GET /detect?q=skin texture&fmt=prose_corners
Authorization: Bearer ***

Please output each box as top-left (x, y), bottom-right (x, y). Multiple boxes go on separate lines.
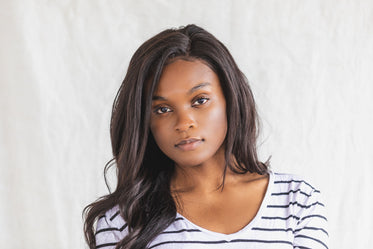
top-left (150, 59), bottom-right (268, 234)
top-left (150, 59), bottom-right (228, 169)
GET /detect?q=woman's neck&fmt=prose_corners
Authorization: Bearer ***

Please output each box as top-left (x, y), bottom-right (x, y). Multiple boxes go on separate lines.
top-left (170, 152), bottom-right (254, 195)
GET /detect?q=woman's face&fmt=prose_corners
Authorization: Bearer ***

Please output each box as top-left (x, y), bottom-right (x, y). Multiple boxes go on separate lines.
top-left (150, 59), bottom-right (228, 167)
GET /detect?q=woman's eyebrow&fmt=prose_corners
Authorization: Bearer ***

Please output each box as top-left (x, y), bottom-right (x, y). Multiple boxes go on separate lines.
top-left (188, 82), bottom-right (211, 95)
top-left (152, 95), bottom-right (167, 101)
top-left (152, 82), bottom-right (211, 101)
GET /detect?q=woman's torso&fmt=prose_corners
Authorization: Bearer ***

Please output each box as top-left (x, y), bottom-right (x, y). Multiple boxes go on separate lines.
top-left (95, 172), bottom-right (328, 249)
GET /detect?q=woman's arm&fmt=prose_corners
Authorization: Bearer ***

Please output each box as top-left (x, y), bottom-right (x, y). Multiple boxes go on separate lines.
top-left (293, 189), bottom-right (329, 249)
top-left (95, 207), bottom-right (127, 249)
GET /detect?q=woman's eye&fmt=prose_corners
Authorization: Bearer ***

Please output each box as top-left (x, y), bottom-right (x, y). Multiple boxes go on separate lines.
top-left (193, 97), bottom-right (209, 106)
top-left (155, 106), bottom-right (171, 114)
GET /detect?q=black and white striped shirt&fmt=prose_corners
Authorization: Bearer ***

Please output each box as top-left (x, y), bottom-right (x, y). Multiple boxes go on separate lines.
top-left (95, 172), bottom-right (328, 249)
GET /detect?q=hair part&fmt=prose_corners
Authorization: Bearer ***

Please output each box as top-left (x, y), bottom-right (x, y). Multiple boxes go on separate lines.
top-left (83, 24), bottom-right (269, 249)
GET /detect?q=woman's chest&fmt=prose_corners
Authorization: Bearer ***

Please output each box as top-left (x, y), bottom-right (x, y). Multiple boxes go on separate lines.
top-left (178, 196), bottom-right (262, 235)
top-left (148, 216), bottom-right (295, 249)
top-left (174, 178), bottom-right (269, 235)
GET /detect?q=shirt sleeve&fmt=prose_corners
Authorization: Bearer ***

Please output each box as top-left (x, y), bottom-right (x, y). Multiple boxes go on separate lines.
top-left (95, 208), bottom-right (128, 249)
top-left (293, 189), bottom-right (329, 249)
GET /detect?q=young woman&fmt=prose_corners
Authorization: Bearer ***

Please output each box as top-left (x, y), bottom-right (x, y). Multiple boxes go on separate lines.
top-left (83, 24), bottom-right (328, 249)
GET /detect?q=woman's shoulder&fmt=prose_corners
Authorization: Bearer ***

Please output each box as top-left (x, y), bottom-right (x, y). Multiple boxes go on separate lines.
top-left (270, 171), bottom-right (322, 196)
top-left (268, 171), bottom-right (327, 221)
top-left (97, 205), bottom-right (127, 231)
top-left (268, 172), bottom-right (329, 248)
top-left (103, 205), bottom-right (121, 220)
top-left (95, 205), bottom-right (127, 247)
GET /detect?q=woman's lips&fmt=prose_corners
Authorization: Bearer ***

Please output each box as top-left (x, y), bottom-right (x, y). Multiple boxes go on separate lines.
top-left (175, 138), bottom-right (204, 151)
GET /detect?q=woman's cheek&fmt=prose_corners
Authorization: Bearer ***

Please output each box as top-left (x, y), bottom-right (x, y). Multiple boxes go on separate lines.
top-left (203, 103), bottom-right (227, 127)
top-left (151, 120), bottom-right (171, 149)
top-left (206, 106), bottom-right (227, 142)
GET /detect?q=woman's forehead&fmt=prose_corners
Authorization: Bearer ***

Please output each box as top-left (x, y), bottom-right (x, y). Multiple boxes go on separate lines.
top-left (153, 59), bottom-right (221, 96)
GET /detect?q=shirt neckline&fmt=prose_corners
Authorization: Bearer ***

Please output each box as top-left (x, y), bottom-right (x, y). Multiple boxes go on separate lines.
top-left (175, 170), bottom-right (274, 239)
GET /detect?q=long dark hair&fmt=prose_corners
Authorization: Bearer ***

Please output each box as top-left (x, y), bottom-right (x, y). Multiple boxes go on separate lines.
top-left (83, 24), bottom-right (268, 249)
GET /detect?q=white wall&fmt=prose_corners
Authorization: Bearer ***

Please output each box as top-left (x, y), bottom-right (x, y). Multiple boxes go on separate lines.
top-left (1, 0), bottom-right (372, 248)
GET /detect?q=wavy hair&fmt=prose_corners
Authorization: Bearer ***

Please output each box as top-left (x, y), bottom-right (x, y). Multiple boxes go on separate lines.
top-left (83, 24), bottom-right (268, 249)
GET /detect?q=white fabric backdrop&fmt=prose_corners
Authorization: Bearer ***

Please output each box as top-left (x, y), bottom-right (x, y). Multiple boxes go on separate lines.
top-left (1, 0), bottom-right (372, 248)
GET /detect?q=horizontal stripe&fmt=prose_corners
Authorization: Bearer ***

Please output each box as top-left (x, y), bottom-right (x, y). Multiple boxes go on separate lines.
top-left (161, 229), bottom-right (201, 234)
top-left (299, 214), bottom-right (327, 223)
top-left (274, 180), bottom-right (317, 190)
top-left (149, 239), bottom-right (292, 249)
top-left (295, 226), bottom-right (329, 236)
top-left (174, 217), bottom-right (184, 222)
top-left (253, 226), bottom-right (328, 236)
top-left (96, 242), bottom-right (117, 248)
top-left (252, 227), bottom-right (295, 233)
top-left (267, 201), bottom-right (324, 209)
top-left (95, 224), bottom-right (128, 235)
top-left (119, 224), bottom-right (127, 232)
top-left (96, 227), bottom-right (120, 235)
top-left (230, 239), bottom-right (292, 245)
top-left (262, 214), bottom-right (300, 221)
top-left (149, 239), bottom-right (229, 248)
top-left (295, 234), bottom-right (328, 249)
top-left (271, 189), bottom-right (311, 197)
top-left (110, 211), bottom-right (120, 221)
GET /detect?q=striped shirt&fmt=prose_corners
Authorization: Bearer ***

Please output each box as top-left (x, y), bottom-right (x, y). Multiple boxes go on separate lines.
top-left (95, 172), bottom-right (328, 249)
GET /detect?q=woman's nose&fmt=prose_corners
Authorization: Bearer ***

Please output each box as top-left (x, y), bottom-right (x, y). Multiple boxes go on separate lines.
top-left (174, 111), bottom-right (196, 132)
